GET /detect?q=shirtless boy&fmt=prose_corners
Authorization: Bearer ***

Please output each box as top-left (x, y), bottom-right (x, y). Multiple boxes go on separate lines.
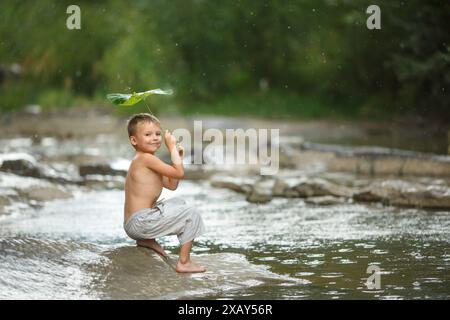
top-left (123, 113), bottom-right (206, 273)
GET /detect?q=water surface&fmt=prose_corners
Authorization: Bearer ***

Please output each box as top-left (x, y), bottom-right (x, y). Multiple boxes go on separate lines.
top-left (1, 181), bottom-right (448, 299)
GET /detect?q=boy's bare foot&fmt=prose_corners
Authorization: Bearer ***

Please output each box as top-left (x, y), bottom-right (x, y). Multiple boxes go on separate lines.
top-left (175, 260), bottom-right (206, 273)
top-left (137, 239), bottom-right (167, 258)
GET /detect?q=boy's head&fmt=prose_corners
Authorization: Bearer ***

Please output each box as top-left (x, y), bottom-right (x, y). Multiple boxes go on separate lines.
top-left (127, 113), bottom-right (162, 153)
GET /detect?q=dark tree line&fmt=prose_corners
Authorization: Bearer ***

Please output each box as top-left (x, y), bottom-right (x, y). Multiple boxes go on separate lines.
top-left (0, 0), bottom-right (448, 120)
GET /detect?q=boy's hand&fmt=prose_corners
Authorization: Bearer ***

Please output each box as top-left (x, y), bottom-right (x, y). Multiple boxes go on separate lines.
top-left (177, 144), bottom-right (185, 158)
top-left (164, 130), bottom-right (177, 150)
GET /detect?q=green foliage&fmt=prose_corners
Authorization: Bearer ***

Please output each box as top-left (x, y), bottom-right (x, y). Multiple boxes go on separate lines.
top-left (37, 88), bottom-right (76, 109)
top-left (0, 0), bottom-right (448, 120)
top-left (182, 91), bottom-right (332, 120)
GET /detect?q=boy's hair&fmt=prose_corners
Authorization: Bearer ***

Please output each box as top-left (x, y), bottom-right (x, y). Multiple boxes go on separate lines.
top-left (127, 113), bottom-right (161, 137)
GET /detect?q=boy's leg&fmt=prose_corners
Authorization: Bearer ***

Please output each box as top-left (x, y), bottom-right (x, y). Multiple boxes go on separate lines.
top-left (175, 240), bottom-right (206, 273)
top-left (136, 239), bottom-right (167, 258)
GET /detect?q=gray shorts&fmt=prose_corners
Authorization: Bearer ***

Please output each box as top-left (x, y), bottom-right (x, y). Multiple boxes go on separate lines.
top-left (123, 197), bottom-right (206, 245)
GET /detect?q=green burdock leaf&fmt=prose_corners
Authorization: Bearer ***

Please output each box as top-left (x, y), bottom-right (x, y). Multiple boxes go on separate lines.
top-left (106, 88), bottom-right (173, 106)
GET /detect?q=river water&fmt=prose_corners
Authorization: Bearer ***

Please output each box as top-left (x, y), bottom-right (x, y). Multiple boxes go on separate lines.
top-left (1, 177), bottom-right (449, 300)
top-left (0, 116), bottom-right (449, 300)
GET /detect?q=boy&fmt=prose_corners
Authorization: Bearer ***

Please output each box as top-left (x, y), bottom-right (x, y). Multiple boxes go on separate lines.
top-left (123, 113), bottom-right (206, 273)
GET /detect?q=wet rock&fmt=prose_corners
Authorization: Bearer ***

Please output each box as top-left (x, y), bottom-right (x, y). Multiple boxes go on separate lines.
top-left (303, 142), bottom-right (450, 177)
top-left (0, 157), bottom-right (41, 178)
top-left (284, 189), bottom-right (302, 197)
top-left (0, 195), bottom-right (11, 214)
top-left (90, 246), bottom-right (298, 299)
top-left (279, 145), bottom-right (301, 169)
top-left (352, 189), bottom-right (383, 202)
top-left (246, 179), bottom-right (274, 204)
top-left (210, 176), bottom-right (255, 194)
top-left (19, 186), bottom-right (72, 202)
top-left (291, 178), bottom-right (354, 198)
top-left (305, 196), bottom-right (348, 206)
top-left (183, 167), bottom-right (219, 180)
top-left (1, 163), bottom-right (74, 203)
top-left (0, 153), bottom-right (77, 184)
top-left (79, 163), bottom-right (127, 177)
top-left (353, 180), bottom-right (450, 209)
top-left (372, 157), bottom-right (405, 175)
top-left (272, 178), bottom-right (289, 196)
top-left (401, 158), bottom-right (450, 177)
top-left (0, 195), bottom-right (10, 207)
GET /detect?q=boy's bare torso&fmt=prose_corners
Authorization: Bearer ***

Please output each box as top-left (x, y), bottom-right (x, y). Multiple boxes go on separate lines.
top-left (124, 154), bottom-right (162, 223)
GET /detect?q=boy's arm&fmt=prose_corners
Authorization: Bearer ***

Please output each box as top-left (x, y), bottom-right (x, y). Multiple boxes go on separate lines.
top-left (142, 130), bottom-right (185, 179)
top-left (162, 141), bottom-right (184, 190)
top-left (162, 176), bottom-right (180, 190)
top-left (142, 153), bottom-right (184, 179)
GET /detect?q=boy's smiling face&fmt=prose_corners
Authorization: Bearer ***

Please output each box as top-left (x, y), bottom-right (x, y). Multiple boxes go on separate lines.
top-left (130, 121), bottom-right (162, 154)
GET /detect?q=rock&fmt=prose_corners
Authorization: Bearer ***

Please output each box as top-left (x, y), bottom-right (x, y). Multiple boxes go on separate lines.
top-left (291, 178), bottom-right (354, 198)
top-left (246, 179), bottom-right (274, 204)
top-left (305, 196), bottom-right (348, 206)
top-left (210, 176), bottom-right (255, 194)
top-left (0, 153), bottom-right (77, 184)
top-left (183, 167), bottom-right (219, 180)
top-left (246, 191), bottom-right (272, 204)
top-left (372, 157), bottom-right (405, 175)
top-left (272, 178), bottom-right (289, 196)
top-left (353, 180), bottom-right (450, 209)
top-left (90, 246), bottom-right (299, 299)
top-left (0, 158), bottom-right (41, 178)
top-left (284, 189), bottom-right (301, 197)
top-left (401, 158), bottom-right (450, 177)
top-left (303, 142), bottom-right (450, 177)
top-left (353, 190), bottom-right (383, 202)
top-left (19, 186), bottom-right (72, 202)
top-left (0, 195), bottom-right (11, 207)
top-left (79, 163), bottom-right (127, 177)
top-left (0, 195), bottom-right (11, 214)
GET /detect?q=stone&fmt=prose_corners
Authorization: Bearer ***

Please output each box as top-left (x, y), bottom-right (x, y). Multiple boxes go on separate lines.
top-left (246, 180), bottom-right (274, 204)
top-left (19, 186), bottom-right (72, 202)
top-left (291, 178), bottom-right (353, 198)
top-left (1, 158), bottom-right (41, 178)
top-left (210, 176), bottom-right (255, 194)
top-left (272, 178), bottom-right (289, 196)
top-left (353, 180), bottom-right (450, 209)
top-left (305, 196), bottom-right (348, 206)
top-left (79, 163), bottom-right (127, 177)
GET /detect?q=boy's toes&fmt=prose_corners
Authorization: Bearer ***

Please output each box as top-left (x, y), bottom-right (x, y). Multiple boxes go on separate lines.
top-left (175, 261), bottom-right (206, 273)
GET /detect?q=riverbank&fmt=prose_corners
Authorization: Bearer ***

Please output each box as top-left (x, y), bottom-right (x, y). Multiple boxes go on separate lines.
top-left (1, 106), bottom-right (448, 154)
top-left (1, 108), bottom-right (449, 216)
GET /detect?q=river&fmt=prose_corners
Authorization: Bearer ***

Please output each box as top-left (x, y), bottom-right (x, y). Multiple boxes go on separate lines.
top-left (0, 114), bottom-right (449, 299)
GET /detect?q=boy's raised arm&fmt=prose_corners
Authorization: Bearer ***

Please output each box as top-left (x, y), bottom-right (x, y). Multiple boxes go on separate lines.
top-left (162, 176), bottom-right (179, 190)
top-left (142, 130), bottom-right (184, 179)
top-left (142, 153), bottom-right (184, 179)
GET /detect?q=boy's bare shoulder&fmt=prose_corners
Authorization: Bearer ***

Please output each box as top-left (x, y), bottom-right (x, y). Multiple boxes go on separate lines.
top-left (131, 153), bottom-right (161, 170)
top-left (134, 152), bottom-right (157, 163)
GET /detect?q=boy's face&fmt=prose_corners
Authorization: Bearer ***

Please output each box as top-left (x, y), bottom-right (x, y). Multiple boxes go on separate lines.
top-left (130, 121), bottom-right (162, 154)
